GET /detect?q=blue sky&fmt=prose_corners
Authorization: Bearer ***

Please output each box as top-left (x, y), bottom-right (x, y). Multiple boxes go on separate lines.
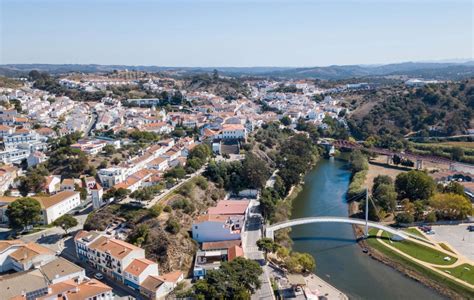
top-left (0, 0), bottom-right (472, 67)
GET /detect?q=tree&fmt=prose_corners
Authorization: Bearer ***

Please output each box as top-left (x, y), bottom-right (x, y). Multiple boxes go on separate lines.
top-left (442, 181), bottom-right (465, 196)
top-left (349, 150), bottom-right (368, 173)
top-left (285, 252), bottom-right (316, 273)
top-left (372, 183), bottom-right (397, 212)
top-left (52, 214), bottom-right (78, 234)
top-left (257, 238), bottom-right (277, 258)
top-left (373, 175), bottom-right (393, 191)
top-left (148, 204), bottom-right (163, 218)
top-left (193, 257), bottom-right (262, 298)
top-left (6, 198), bottom-right (42, 229)
top-left (429, 193), bottom-right (472, 220)
top-left (392, 155), bottom-right (401, 165)
top-left (280, 116), bottom-right (292, 126)
top-left (241, 153), bottom-right (271, 190)
top-left (103, 144), bottom-right (116, 155)
top-left (395, 212), bottom-right (415, 224)
top-left (395, 170), bottom-right (436, 201)
top-left (451, 147), bottom-right (464, 161)
top-left (17, 172), bottom-right (47, 197)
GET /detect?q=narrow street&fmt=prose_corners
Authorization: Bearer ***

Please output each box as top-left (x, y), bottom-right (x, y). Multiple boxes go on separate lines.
top-left (242, 198), bottom-right (275, 300)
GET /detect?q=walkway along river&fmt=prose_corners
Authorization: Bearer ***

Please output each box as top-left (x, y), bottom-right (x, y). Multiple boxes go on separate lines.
top-left (289, 158), bottom-right (445, 300)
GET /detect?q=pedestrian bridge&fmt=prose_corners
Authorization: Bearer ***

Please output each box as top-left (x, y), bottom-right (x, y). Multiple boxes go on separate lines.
top-left (265, 216), bottom-right (410, 240)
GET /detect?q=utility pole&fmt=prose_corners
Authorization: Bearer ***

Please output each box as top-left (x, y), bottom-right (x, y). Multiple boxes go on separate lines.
top-left (365, 187), bottom-right (369, 238)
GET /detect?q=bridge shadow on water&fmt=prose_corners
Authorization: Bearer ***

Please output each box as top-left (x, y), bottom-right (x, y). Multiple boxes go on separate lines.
top-left (291, 236), bottom-right (360, 253)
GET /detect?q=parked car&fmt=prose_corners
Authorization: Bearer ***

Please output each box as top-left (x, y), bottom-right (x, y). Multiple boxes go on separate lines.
top-left (94, 273), bottom-right (104, 280)
top-left (468, 225), bottom-right (474, 232)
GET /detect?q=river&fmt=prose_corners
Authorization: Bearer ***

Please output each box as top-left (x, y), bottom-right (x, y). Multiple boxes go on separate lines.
top-left (290, 158), bottom-right (445, 300)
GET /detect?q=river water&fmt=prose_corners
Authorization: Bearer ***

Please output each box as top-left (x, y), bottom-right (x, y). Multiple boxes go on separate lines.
top-left (290, 158), bottom-right (445, 300)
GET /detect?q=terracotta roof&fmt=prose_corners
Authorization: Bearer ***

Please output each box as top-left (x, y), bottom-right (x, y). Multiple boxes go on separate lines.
top-left (35, 191), bottom-right (79, 209)
top-left (0, 240), bottom-right (23, 253)
top-left (88, 236), bottom-right (142, 259)
top-left (37, 279), bottom-right (112, 300)
top-left (207, 200), bottom-right (249, 215)
top-left (201, 240), bottom-right (241, 251)
top-left (9, 242), bottom-right (54, 263)
top-left (40, 257), bottom-right (84, 282)
top-left (156, 270), bottom-right (183, 283)
top-left (0, 191), bottom-right (79, 209)
top-left (194, 214), bottom-right (229, 223)
top-left (114, 169), bottom-right (152, 190)
top-left (140, 275), bottom-right (164, 292)
top-left (0, 125), bottom-right (12, 131)
top-left (141, 271), bottom-right (183, 292)
top-left (124, 258), bottom-right (157, 277)
top-left (222, 124), bottom-right (245, 131)
top-left (74, 230), bottom-right (101, 242)
top-left (228, 245), bottom-right (244, 261)
top-left (61, 178), bottom-right (75, 186)
top-left (150, 157), bottom-right (167, 165)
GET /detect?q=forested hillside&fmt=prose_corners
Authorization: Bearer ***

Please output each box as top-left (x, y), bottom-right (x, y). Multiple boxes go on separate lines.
top-left (348, 80), bottom-right (474, 142)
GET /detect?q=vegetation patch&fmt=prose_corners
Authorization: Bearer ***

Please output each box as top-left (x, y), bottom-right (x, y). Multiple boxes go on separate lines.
top-left (366, 229), bottom-right (474, 298)
top-left (380, 230), bottom-right (456, 266)
top-left (437, 264), bottom-right (474, 286)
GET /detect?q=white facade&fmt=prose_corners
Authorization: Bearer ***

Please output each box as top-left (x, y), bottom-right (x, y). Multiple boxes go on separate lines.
top-left (98, 167), bottom-right (126, 188)
top-left (192, 216), bottom-right (244, 243)
top-left (43, 192), bottom-right (81, 224)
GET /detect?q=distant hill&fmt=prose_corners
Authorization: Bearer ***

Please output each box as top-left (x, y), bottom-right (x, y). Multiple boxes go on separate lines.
top-left (262, 62), bottom-right (474, 80)
top-left (1, 61), bottom-right (473, 80)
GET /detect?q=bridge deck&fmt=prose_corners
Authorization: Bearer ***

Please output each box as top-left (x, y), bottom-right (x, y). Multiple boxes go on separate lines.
top-left (265, 216), bottom-right (416, 241)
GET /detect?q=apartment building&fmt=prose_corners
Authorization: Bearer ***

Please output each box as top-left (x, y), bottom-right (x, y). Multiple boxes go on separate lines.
top-left (123, 258), bottom-right (159, 290)
top-left (74, 231), bottom-right (145, 282)
top-left (0, 190), bottom-right (81, 225)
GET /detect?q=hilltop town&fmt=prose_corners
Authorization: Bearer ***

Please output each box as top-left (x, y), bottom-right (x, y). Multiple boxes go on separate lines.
top-left (0, 69), bottom-right (473, 299)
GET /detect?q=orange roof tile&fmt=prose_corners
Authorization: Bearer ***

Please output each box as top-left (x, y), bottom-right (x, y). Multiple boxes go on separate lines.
top-left (124, 258), bottom-right (157, 277)
top-left (207, 200), bottom-right (249, 215)
top-left (88, 237), bottom-right (142, 259)
top-left (228, 245), bottom-right (244, 261)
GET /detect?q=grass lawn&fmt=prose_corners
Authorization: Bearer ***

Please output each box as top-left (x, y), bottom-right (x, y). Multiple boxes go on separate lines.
top-left (404, 227), bottom-right (424, 237)
top-left (367, 229), bottom-right (474, 298)
top-left (380, 231), bottom-right (457, 266)
top-left (439, 243), bottom-right (456, 254)
top-left (437, 264), bottom-right (474, 286)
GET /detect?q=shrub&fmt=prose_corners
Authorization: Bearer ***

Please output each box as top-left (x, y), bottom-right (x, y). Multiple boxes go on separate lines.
top-left (347, 170), bottom-right (368, 199)
top-left (166, 218), bottom-right (181, 234)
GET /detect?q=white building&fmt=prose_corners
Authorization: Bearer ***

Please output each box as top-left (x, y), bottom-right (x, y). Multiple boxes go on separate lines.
top-left (192, 214), bottom-right (244, 243)
top-left (91, 183), bottom-right (106, 209)
top-left (0, 191), bottom-right (81, 225)
top-left (74, 231), bottom-right (146, 282)
top-left (140, 271), bottom-right (184, 300)
top-left (123, 258), bottom-right (159, 290)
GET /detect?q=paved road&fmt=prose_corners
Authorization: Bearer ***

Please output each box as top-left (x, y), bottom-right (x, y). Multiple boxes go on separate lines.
top-left (19, 205), bottom-right (91, 246)
top-left (241, 199), bottom-right (274, 300)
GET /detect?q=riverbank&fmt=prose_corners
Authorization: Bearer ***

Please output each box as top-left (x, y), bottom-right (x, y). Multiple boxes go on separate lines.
top-left (347, 172), bottom-right (473, 299)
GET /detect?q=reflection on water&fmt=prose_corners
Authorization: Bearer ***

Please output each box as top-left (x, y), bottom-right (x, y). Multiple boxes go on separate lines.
top-left (290, 159), bottom-right (445, 300)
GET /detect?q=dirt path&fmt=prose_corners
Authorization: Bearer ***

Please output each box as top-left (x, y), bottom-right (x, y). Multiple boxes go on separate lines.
top-left (365, 159), bottom-right (406, 190)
